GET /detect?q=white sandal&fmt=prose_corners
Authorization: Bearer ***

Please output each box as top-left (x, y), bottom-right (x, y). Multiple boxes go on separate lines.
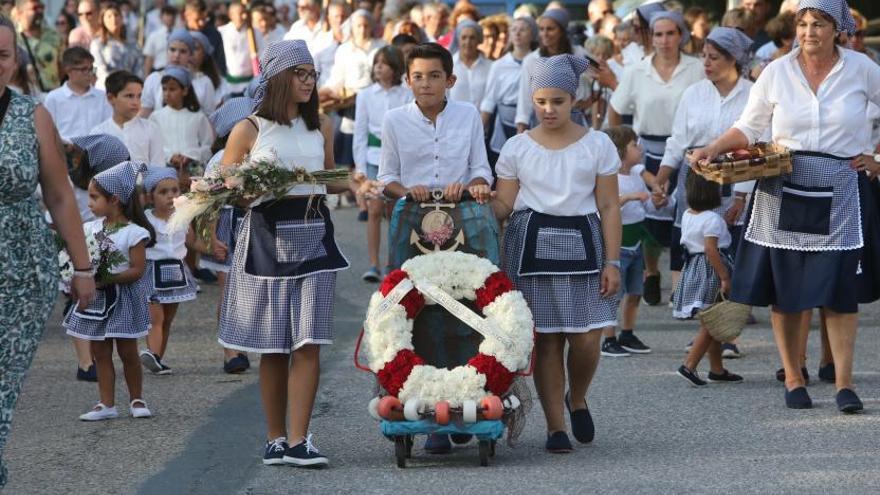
top-left (130, 399), bottom-right (153, 419)
top-left (79, 402), bottom-right (119, 421)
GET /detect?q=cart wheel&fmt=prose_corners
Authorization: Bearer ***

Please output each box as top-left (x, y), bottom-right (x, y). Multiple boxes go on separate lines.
top-left (378, 396), bottom-right (402, 420)
top-left (368, 397), bottom-right (382, 421)
top-left (395, 436), bottom-right (407, 468)
top-left (462, 399), bottom-right (478, 423)
top-left (481, 396), bottom-right (503, 420)
top-left (478, 440), bottom-right (490, 467)
top-left (403, 399), bottom-right (422, 422)
top-left (490, 440), bottom-right (496, 457)
top-left (434, 401), bottom-right (451, 425)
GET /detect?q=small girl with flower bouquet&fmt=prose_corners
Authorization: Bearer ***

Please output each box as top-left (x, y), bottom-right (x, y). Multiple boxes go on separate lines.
top-left (64, 161), bottom-right (157, 421)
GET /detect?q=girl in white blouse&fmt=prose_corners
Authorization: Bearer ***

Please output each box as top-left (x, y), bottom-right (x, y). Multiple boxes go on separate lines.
top-left (494, 54), bottom-right (621, 454)
top-left (352, 46), bottom-right (411, 282)
top-left (608, 10), bottom-right (704, 306)
top-left (480, 16), bottom-right (536, 156)
top-left (148, 66), bottom-right (214, 186)
top-left (449, 19), bottom-right (491, 110)
top-left (690, 1), bottom-right (880, 413)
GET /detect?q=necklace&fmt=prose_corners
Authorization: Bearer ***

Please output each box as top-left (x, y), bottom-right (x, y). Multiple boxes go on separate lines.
top-left (799, 52), bottom-right (838, 76)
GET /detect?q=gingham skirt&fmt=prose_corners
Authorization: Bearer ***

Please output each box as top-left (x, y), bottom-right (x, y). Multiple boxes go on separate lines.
top-left (501, 210), bottom-right (618, 333)
top-left (217, 207), bottom-right (341, 354)
top-left (199, 206), bottom-right (244, 273)
top-left (673, 251), bottom-right (733, 319)
top-left (63, 276), bottom-right (151, 340)
top-left (145, 259), bottom-right (198, 304)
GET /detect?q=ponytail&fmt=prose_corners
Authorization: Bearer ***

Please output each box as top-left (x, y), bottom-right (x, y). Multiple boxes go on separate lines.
top-left (124, 187), bottom-right (157, 248)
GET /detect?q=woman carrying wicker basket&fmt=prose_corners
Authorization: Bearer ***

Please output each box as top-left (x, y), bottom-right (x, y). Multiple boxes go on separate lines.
top-left (690, 0), bottom-right (880, 413)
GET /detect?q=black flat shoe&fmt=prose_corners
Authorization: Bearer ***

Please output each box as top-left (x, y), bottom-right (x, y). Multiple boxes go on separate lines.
top-left (818, 363), bottom-right (836, 383)
top-left (564, 391), bottom-right (594, 444)
top-left (775, 367), bottom-right (809, 384)
top-left (836, 388), bottom-right (864, 414)
top-left (545, 431), bottom-right (573, 453)
top-left (784, 387), bottom-right (812, 409)
top-left (643, 274), bottom-right (661, 305)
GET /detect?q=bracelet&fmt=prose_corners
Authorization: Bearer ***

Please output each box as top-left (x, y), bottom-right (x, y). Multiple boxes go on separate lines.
top-left (72, 271), bottom-right (94, 279)
top-left (605, 260), bottom-right (621, 269)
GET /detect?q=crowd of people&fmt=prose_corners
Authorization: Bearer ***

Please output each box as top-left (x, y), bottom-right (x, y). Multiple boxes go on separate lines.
top-left (2, 0), bottom-right (880, 484)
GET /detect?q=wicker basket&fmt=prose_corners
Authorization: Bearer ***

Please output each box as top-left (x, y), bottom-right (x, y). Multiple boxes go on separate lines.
top-left (698, 294), bottom-right (752, 342)
top-left (694, 143), bottom-right (792, 185)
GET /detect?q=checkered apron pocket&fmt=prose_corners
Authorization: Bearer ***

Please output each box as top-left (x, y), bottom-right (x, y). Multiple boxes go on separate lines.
top-left (275, 221), bottom-right (328, 264)
top-left (154, 259), bottom-right (188, 290)
top-left (535, 228), bottom-right (587, 261)
top-left (68, 285), bottom-right (119, 321)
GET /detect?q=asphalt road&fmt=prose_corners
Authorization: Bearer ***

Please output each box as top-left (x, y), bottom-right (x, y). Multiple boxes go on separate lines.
top-left (5, 205), bottom-right (880, 495)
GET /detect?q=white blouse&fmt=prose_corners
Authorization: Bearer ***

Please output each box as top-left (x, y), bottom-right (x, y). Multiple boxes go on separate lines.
top-left (449, 52), bottom-right (491, 110)
top-left (146, 210), bottom-right (187, 260)
top-left (662, 78), bottom-right (754, 167)
top-left (142, 71), bottom-right (218, 115)
top-left (610, 53), bottom-right (704, 137)
top-left (480, 52), bottom-right (523, 114)
top-left (514, 47), bottom-right (591, 127)
top-left (149, 106), bottom-right (215, 163)
top-left (680, 210), bottom-right (731, 253)
top-left (323, 39), bottom-right (386, 93)
top-left (734, 47), bottom-right (880, 157)
top-left (496, 130), bottom-right (621, 216)
top-left (618, 164), bottom-right (648, 225)
top-left (352, 82), bottom-right (412, 172)
top-left (83, 220), bottom-right (151, 274)
top-left (249, 115), bottom-right (326, 202)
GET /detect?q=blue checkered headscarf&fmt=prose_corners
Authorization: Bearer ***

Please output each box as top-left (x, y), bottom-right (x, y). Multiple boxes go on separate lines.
top-left (650, 11), bottom-right (691, 48)
top-left (144, 166), bottom-right (179, 192)
top-left (190, 31), bottom-right (214, 55)
top-left (161, 65), bottom-right (192, 88)
top-left (210, 96), bottom-right (253, 138)
top-left (252, 39), bottom-right (314, 112)
top-left (706, 27), bottom-right (753, 68)
top-left (94, 161), bottom-right (147, 204)
top-left (530, 54), bottom-right (591, 97)
top-left (168, 28), bottom-right (196, 52)
top-left (70, 134), bottom-right (130, 173)
top-left (540, 8), bottom-right (569, 30)
top-left (636, 2), bottom-right (665, 23)
top-left (799, 0), bottom-right (852, 33)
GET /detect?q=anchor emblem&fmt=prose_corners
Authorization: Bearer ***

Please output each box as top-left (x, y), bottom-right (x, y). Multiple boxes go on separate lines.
top-left (409, 189), bottom-right (466, 254)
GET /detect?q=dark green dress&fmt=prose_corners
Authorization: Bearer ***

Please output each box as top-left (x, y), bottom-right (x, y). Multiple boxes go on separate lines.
top-left (0, 91), bottom-right (59, 488)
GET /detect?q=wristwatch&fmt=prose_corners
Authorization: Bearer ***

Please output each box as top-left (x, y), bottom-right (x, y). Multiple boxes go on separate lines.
top-left (605, 260), bottom-right (621, 269)
top-left (873, 153), bottom-right (880, 163)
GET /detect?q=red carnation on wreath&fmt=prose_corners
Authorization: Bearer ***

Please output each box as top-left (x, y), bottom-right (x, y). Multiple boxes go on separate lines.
top-left (377, 349), bottom-right (425, 396)
top-left (468, 353), bottom-right (514, 395)
top-left (379, 269), bottom-right (425, 319)
top-left (474, 271), bottom-right (514, 310)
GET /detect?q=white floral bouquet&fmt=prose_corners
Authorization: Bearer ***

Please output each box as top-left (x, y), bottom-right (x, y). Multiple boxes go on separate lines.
top-left (167, 152), bottom-right (350, 240)
top-left (57, 225), bottom-right (126, 293)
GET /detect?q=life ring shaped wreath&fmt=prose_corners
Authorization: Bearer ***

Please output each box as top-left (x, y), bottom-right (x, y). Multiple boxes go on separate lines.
top-left (364, 252), bottom-right (534, 407)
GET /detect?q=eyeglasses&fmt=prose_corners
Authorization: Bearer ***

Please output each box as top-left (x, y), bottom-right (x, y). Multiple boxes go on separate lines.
top-left (292, 67), bottom-right (319, 82)
top-left (78, 10), bottom-right (93, 16)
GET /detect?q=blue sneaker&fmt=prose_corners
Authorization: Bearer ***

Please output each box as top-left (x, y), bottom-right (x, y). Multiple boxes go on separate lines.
top-left (283, 435), bottom-right (329, 467)
top-left (224, 354), bottom-right (248, 374)
top-left (263, 437), bottom-right (288, 466)
top-left (76, 363), bottom-right (97, 382)
top-left (424, 434), bottom-right (451, 454)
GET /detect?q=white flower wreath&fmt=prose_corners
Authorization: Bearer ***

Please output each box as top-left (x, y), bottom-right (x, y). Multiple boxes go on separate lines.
top-left (364, 252), bottom-right (534, 407)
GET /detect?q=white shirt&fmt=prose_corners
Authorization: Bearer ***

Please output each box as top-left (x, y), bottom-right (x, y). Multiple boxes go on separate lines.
top-left (662, 78), bottom-right (754, 167)
top-left (90, 117), bottom-right (165, 165)
top-left (680, 210), bottom-right (731, 253)
top-left (218, 22), bottom-right (254, 78)
top-left (621, 41), bottom-right (645, 67)
top-left (312, 30), bottom-right (346, 87)
top-left (324, 39), bottom-right (386, 93)
top-left (734, 47), bottom-right (880, 157)
top-left (142, 70), bottom-right (218, 115)
top-left (353, 83), bottom-right (412, 172)
top-left (256, 25), bottom-right (287, 56)
top-left (480, 52), bottom-right (524, 114)
top-left (379, 100), bottom-right (493, 189)
top-left (83, 220), bottom-right (151, 274)
top-left (249, 115), bottom-right (327, 201)
top-left (44, 83), bottom-right (112, 140)
top-left (143, 28), bottom-right (170, 70)
top-left (449, 52), bottom-right (491, 110)
top-left (284, 18), bottom-right (324, 53)
top-left (618, 164), bottom-right (648, 225)
top-left (495, 130), bottom-right (621, 216)
top-left (149, 106), bottom-right (215, 163)
top-left (515, 47), bottom-right (591, 127)
top-left (755, 41), bottom-right (777, 63)
top-left (146, 210), bottom-right (187, 260)
top-left (610, 53), bottom-right (704, 137)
